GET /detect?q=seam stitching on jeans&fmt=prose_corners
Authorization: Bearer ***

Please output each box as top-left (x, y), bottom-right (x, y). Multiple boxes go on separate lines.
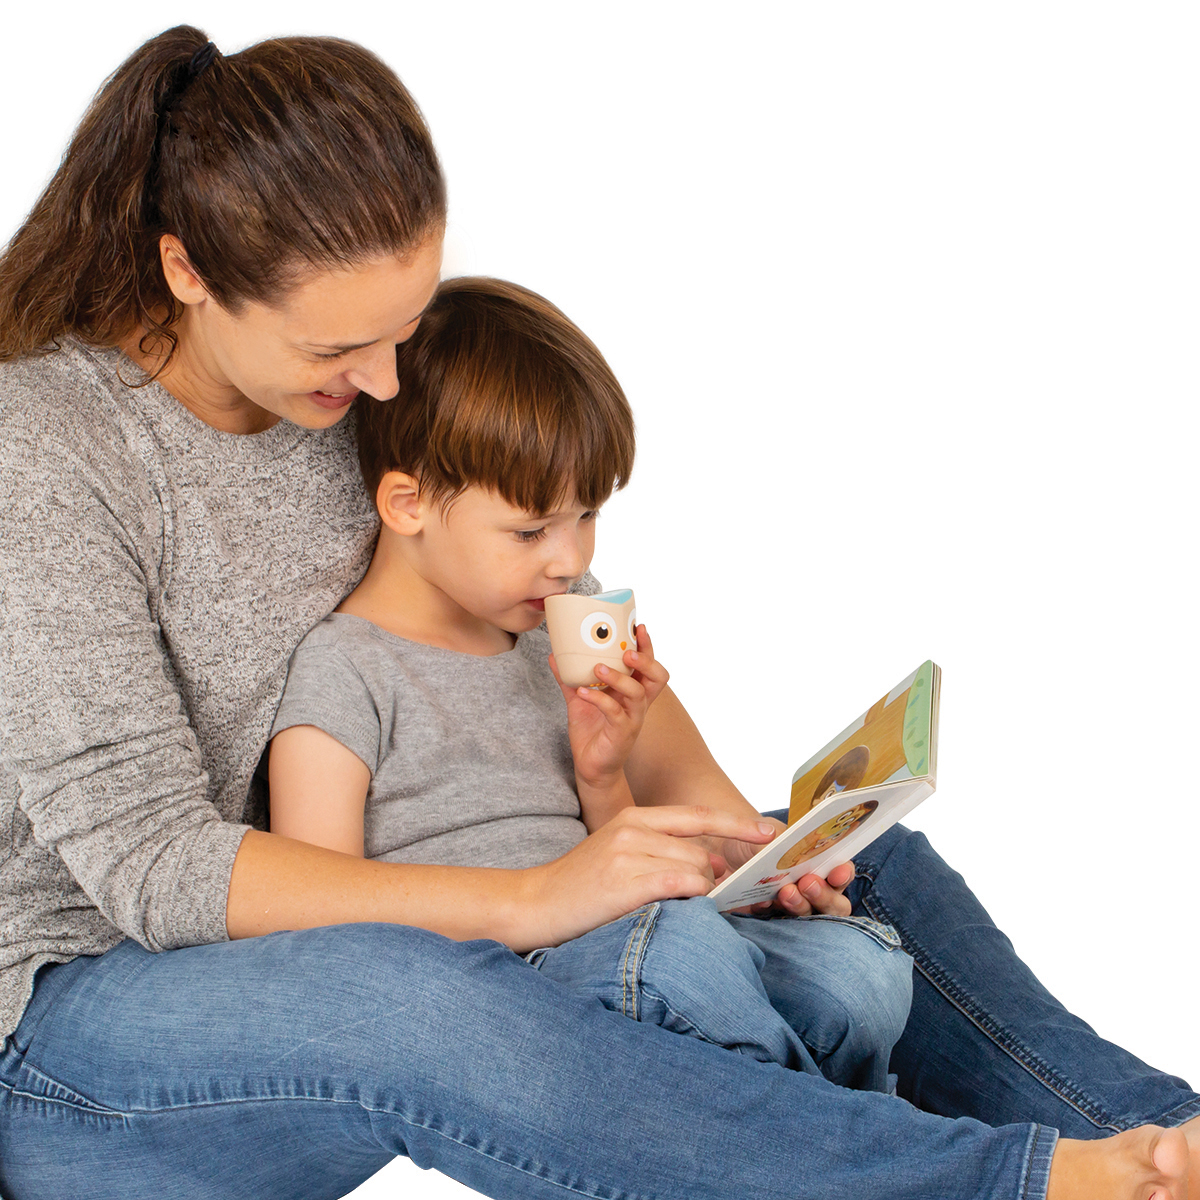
top-left (11, 1062), bottom-right (124, 1113)
top-left (1019, 1123), bottom-right (1046, 1200)
top-left (0, 1075), bottom-right (125, 1117)
top-left (858, 887), bottom-right (1123, 1132)
top-left (620, 905), bottom-right (658, 1020)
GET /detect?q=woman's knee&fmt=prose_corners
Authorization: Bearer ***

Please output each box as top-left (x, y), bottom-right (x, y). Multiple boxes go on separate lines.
top-left (744, 915), bottom-right (914, 1056)
top-left (636, 899), bottom-right (772, 1021)
top-left (805, 920), bottom-right (914, 1053)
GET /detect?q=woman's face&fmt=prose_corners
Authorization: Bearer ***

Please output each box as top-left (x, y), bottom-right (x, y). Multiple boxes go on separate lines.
top-left (162, 234), bottom-right (443, 433)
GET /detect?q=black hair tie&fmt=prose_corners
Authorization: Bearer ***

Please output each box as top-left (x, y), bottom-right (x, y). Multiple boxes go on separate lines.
top-left (187, 41), bottom-right (219, 82)
top-left (157, 40), bottom-right (219, 122)
top-left (148, 40), bottom-right (220, 206)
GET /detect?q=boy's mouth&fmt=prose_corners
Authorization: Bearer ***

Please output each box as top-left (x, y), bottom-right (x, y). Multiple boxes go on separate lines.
top-left (527, 598), bottom-right (546, 612)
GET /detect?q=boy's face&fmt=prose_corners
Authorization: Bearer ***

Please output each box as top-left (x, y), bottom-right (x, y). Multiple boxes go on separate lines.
top-left (417, 486), bottom-right (599, 635)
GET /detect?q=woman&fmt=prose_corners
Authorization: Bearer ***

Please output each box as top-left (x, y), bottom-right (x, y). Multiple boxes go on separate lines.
top-left (0, 26), bottom-right (1195, 1200)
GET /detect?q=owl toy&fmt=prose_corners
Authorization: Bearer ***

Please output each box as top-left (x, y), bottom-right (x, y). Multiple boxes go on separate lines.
top-left (544, 588), bottom-right (637, 688)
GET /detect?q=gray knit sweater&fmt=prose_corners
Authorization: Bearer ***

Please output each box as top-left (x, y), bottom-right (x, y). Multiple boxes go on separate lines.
top-left (0, 342), bottom-right (380, 1040)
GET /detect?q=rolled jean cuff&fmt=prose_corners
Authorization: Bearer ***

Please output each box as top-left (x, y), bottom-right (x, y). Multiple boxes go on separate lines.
top-left (1019, 1122), bottom-right (1058, 1200)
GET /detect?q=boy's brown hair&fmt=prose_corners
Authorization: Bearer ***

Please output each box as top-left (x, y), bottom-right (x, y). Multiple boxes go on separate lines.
top-left (356, 277), bottom-right (635, 515)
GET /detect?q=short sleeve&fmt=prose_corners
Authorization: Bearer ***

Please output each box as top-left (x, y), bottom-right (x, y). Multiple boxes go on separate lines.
top-left (271, 641), bottom-right (383, 775)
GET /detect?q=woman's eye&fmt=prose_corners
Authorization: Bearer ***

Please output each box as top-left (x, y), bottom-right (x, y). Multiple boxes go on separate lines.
top-left (315, 350), bottom-right (348, 360)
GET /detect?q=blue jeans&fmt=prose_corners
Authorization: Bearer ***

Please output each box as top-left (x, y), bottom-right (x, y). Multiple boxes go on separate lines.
top-left (1, 824), bottom-right (1196, 1200)
top-left (528, 896), bottom-right (913, 1092)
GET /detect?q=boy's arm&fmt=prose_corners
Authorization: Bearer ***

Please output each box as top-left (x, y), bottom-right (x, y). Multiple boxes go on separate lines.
top-left (268, 725), bottom-right (371, 856)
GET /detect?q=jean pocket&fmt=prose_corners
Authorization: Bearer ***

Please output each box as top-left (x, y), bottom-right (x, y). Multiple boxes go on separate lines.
top-left (800, 913), bottom-right (904, 951)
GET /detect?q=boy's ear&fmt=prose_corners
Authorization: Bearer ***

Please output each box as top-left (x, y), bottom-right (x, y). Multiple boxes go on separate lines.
top-left (376, 471), bottom-right (425, 536)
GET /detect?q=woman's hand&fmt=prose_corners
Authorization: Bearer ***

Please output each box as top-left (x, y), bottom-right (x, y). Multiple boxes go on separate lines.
top-left (512, 804), bottom-right (778, 949)
top-left (715, 816), bottom-right (855, 918)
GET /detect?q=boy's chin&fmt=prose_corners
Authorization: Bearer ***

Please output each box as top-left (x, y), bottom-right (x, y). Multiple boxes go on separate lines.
top-left (500, 608), bottom-right (546, 634)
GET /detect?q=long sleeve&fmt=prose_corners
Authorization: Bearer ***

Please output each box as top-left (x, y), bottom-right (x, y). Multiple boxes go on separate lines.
top-left (0, 396), bottom-right (248, 953)
top-left (0, 344), bottom-right (381, 1038)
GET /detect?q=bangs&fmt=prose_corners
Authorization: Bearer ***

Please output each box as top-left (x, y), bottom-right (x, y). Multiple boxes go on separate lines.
top-left (357, 278), bottom-right (635, 513)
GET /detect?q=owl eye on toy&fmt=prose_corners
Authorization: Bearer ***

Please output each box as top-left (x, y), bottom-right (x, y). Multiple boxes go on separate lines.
top-left (545, 588), bottom-right (637, 688)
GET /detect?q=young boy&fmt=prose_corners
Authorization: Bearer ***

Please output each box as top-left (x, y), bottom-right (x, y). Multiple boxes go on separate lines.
top-left (268, 277), bottom-right (912, 1090)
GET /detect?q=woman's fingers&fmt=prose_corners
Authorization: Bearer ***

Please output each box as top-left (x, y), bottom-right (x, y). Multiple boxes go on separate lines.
top-left (615, 804), bottom-right (778, 846)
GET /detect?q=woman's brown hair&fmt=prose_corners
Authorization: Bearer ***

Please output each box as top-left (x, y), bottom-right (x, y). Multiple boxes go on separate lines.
top-left (356, 278), bottom-right (636, 515)
top-left (0, 25), bottom-right (445, 366)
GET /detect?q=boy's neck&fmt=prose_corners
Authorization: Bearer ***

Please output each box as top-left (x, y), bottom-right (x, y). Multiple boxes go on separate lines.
top-left (338, 532), bottom-right (515, 657)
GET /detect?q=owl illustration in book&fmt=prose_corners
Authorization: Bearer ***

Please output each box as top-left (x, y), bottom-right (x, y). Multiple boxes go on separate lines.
top-left (775, 799), bottom-right (880, 871)
top-left (544, 589), bottom-right (637, 689)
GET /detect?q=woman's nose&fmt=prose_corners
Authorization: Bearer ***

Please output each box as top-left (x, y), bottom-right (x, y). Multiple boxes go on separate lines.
top-left (346, 343), bottom-right (400, 400)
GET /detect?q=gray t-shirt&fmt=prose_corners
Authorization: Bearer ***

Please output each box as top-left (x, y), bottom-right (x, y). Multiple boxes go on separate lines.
top-left (270, 614), bottom-right (588, 869)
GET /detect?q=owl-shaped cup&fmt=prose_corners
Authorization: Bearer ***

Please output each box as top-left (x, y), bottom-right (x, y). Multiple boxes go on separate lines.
top-left (544, 589), bottom-right (637, 688)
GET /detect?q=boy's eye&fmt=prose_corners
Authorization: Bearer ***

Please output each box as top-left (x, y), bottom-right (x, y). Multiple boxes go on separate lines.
top-left (515, 527), bottom-right (548, 543)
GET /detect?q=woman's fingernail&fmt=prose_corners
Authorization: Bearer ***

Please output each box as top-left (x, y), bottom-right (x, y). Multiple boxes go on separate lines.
top-left (757, 822), bottom-right (776, 836)
top-left (802, 882), bottom-right (821, 899)
top-left (597, 664), bottom-right (609, 675)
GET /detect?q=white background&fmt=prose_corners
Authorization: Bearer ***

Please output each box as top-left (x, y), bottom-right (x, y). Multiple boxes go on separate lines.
top-left (5, 4), bottom-right (1197, 1197)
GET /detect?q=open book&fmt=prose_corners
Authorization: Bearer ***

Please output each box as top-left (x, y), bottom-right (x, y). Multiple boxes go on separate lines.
top-left (709, 661), bottom-right (941, 912)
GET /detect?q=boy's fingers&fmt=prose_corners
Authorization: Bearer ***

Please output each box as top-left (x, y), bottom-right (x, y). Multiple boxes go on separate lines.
top-left (575, 684), bottom-right (626, 720)
top-left (592, 664), bottom-right (645, 700)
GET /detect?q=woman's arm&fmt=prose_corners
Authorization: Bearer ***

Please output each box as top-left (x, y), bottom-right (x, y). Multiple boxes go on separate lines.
top-left (624, 686), bottom-right (854, 915)
top-left (226, 804), bottom-right (780, 952)
top-left (0, 402), bottom-right (248, 954)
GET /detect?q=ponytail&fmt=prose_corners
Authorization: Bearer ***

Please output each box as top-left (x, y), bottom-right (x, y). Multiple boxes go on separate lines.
top-left (0, 26), bottom-right (446, 366)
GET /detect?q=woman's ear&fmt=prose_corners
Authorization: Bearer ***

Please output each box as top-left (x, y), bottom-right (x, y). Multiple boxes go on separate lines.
top-left (159, 234), bottom-right (210, 305)
top-left (376, 471), bottom-right (425, 536)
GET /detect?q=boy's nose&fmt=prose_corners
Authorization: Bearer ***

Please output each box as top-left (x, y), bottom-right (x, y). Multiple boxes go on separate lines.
top-left (549, 533), bottom-right (586, 580)
top-left (346, 343), bottom-right (400, 401)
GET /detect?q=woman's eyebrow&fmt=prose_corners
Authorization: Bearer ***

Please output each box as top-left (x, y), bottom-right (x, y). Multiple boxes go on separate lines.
top-left (307, 297), bottom-right (439, 353)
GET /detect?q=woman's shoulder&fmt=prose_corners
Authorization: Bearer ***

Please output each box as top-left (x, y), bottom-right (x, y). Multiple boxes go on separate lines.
top-left (0, 342), bottom-right (134, 454)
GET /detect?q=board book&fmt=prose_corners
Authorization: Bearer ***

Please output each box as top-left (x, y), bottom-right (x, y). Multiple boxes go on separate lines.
top-left (709, 660), bottom-right (941, 912)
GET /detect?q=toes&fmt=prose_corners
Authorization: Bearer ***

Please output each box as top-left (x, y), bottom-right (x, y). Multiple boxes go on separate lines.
top-left (1150, 1127), bottom-right (1189, 1180)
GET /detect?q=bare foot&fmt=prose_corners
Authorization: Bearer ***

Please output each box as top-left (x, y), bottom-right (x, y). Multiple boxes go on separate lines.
top-left (1047, 1125), bottom-right (1189, 1200)
top-left (1182, 1116), bottom-right (1199, 1194)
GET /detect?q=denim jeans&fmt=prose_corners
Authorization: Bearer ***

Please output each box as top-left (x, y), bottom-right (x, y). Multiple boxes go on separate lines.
top-left (528, 896), bottom-right (913, 1092)
top-left (1, 823), bottom-right (1196, 1200)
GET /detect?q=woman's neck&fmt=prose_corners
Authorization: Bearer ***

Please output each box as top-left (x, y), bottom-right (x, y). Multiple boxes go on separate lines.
top-left (338, 533), bottom-right (514, 657)
top-left (119, 322), bottom-right (280, 436)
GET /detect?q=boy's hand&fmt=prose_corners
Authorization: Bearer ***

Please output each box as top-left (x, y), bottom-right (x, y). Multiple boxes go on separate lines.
top-left (549, 624), bottom-right (669, 790)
